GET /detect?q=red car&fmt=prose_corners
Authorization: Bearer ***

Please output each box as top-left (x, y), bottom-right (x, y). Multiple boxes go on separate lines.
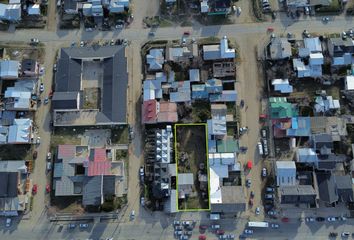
top-left (249, 198), bottom-right (254, 206)
top-left (199, 235), bottom-right (206, 240)
top-left (32, 184), bottom-right (38, 194)
top-left (183, 31), bottom-right (190, 36)
top-left (199, 225), bottom-right (208, 230)
top-left (282, 217), bottom-right (289, 222)
top-left (46, 184), bottom-right (51, 193)
top-left (267, 27), bottom-right (274, 32)
top-left (216, 229), bottom-right (225, 235)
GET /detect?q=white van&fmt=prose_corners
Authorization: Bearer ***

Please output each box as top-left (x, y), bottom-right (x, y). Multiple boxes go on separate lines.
top-left (257, 142), bottom-right (263, 155)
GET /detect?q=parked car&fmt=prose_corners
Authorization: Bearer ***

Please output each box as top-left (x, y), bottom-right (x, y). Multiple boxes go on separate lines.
top-left (175, 226), bottom-right (183, 231)
top-left (225, 234), bottom-right (235, 239)
top-left (46, 162), bottom-right (52, 171)
top-left (130, 210), bottom-right (135, 220)
top-left (179, 235), bottom-right (189, 240)
top-left (246, 179), bottom-right (251, 188)
top-left (322, 17), bottom-right (329, 23)
top-left (257, 142), bottom-right (263, 155)
top-left (264, 194), bottom-right (274, 199)
top-left (261, 128), bottom-right (267, 138)
top-left (148, 31), bottom-right (155, 37)
top-left (175, 230), bottom-right (183, 236)
top-left (140, 197), bottom-right (145, 206)
top-left (47, 152), bottom-right (52, 161)
top-left (216, 229), bottom-right (225, 235)
top-left (262, 168), bottom-right (267, 177)
top-left (183, 31), bottom-right (190, 36)
top-left (5, 218), bottom-right (11, 227)
top-left (211, 224), bottom-right (220, 230)
top-left (305, 217), bottom-right (315, 222)
top-left (267, 210), bottom-right (277, 216)
top-left (32, 184), bottom-right (38, 194)
top-left (255, 207), bottom-right (260, 215)
top-left (46, 184), bottom-right (51, 193)
top-left (327, 217), bottom-right (336, 222)
top-left (68, 223), bottom-right (76, 229)
top-left (338, 216), bottom-right (347, 221)
top-left (265, 187), bottom-right (275, 193)
top-left (244, 229), bottom-right (253, 235)
top-left (36, 136), bottom-right (41, 144)
top-left (79, 223), bottom-right (89, 229)
top-left (250, 191), bottom-right (255, 198)
top-left (40, 83), bottom-right (44, 93)
top-left (271, 223), bottom-right (279, 229)
top-left (198, 235), bottom-right (206, 240)
top-left (341, 232), bottom-right (350, 238)
top-left (174, 220), bottom-right (181, 226)
top-left (249, 198), bottom-right (254, 206)
top-left (315, 217), bottom-right (325, 222)
top-left (329, 232), bottom-right (338, 237)
top-left (139, 166), bottom-right (144, 176)
top-left (33, 151), bottom-right (38, 159)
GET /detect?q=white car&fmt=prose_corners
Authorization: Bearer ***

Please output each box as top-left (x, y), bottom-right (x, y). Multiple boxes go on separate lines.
top-left (139, 166), bottom-right (144, 176)
top-left (305, 217), bottom-right (315, 222)
top-left (262, 168), bottom-right (267, 177)
top-left (140, 197), bottom-right (145, 206)
top-left (341, 232), bottom-right (350, 237)
top-left (130, 210), bottom-right (135, 220)
top-left (255, 207), bottom-right (260, 215)
top-left (327, 217), bottom-right (336, 222)
top-left (271, 223), bottom-right (279, 229)
top-left (40, 83), bottom-right (44, 93)
top-left (244, 229), bottom-right (253, 235)
top-left (5, 218), bottom-right (11, 227)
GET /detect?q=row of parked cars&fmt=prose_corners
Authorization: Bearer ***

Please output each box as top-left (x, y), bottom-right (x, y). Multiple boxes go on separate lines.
top-left (258, 128), bottom-right (269, 157)
top-left (261, 0), bottom-right (272, 12)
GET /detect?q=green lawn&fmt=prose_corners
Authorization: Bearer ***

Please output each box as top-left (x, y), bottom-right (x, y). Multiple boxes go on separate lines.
top-left (111, 126), bottom-right (129, 144)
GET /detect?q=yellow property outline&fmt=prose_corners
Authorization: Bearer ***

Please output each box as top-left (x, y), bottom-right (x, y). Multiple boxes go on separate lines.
top-left (174, 123), bottom-right (211, 212)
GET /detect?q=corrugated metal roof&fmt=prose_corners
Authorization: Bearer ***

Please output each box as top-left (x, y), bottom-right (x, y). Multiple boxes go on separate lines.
top-left (0, 60), bottom-right (19, 78)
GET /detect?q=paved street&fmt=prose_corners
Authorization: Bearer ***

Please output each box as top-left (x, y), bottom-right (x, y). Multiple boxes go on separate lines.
top-left (0, 1), bottom-right (353, 239)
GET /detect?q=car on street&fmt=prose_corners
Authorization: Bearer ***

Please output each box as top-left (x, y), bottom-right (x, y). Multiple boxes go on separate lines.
top-left (316, 217), bottom-right (325, 222)
top-left (239, 146), bottom-right (248, 153)
top-left (341, 232), bottom-right (350, 238)
top-left (216, 229), bottom-right (225, 235)
top-left (130, 210), bottom-right (135, 220)
top-left (264, 194), bottom-right (274, 199)
top-left (175, 226), bottom-right (183, 230)
top-left (182, 220), bottom-right (195, 227)
top-left (47, 152), bottom-right (52, 161)
top-left (181, 37), bottom-right (187, 45)
top-left (36, 136), bottom-right (41, 144)
top-left (79, 223), bottom-right (89, 229)
top-left (185, 231), bottom-right (193, 235)
top-left (250, 191), bottom-right (255, 198)
top-left (179, 235), bottom-right (189, 240)
top-left (236, 7), bottom-right (241, 15)
top-left (322, 17), bottom-right (329, 23)
top-left (303, 30), bottom-right (310, 38)
top-left (198, 235), bottom-right (206, 240)
top-left (255, 207), bottom-right (260, 215)
top-left (68, 223), bottom-right (76, 229)
top-left (244, 229), bottom-right (253, 235)
top-left (32, 184), bottom-right (38, 194)
top-left (265, 187), bottom-right (275, 193)
top-left (305, 217), bottom-right (315, 222)
top-left (267, 210), bottom-right (276, 216)
top-left (281, 217), bottom-right (289, 223)
top-left (249, 198), bottom-right (254, 206)
top-left (33, 151), bottom-right (38, 159)
top-left (174, 220), bottom-right (181, 226)
top-left (139, 166), bottom-right (144, 176)
top-left (183, 31), bottom-right (190, 36)
top-left (329, 232), bottom-right (338, 237)
top-left (246, 179), bottom-right (251, 188)
top-left (174, 230), bottom-right (183, 236)
top-left (338, 216), bottom-right (347, 221)
top-left (327, 217), bottom-right (336, 222)
top-left (262, 168), bottom-right (267, 177)
top-left (40, 83), bottom-right (44, 93)
top-left (46, 184), bottom-right (51, 193)
top-left (5, 218), bottom-right (11, 227)
top-left (148, 32), bottom-right (155, 37)
top-left (140, 197), bottom-right (145, 206)
top-left (46, 162), bottom-right (52, 171)
top-left (271, 223), bottom-right (279, 229)
top-left (211, 224), bottom-right (220, 230)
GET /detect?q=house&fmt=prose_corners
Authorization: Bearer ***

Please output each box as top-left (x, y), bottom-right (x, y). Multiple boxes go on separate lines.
top-left (213, 62), bottom-right (235, 78)
top-left (4, 80), bottom-right (36, 110)
top-left (178, 173), bottom-right (194, 199)
top-left (310, 116), bottom-right (347, 141)
top-left (52, 92), bottom-right (80, 110)
top-left (304, 37), bottom-right (322, 53)
top-left (312, 134), bottom-right (333, 156)
top-left (297, 148), bottom-right (319, 164)
top-left (268, 38), bottom-right (291, 60)
top-left (328, 38), bottom-right (354, 60)
top-left (209, 90), bottom-right (237, 102)
top-left (170, 81), bottom-right (191, 103)
top-left (7, 118), bottom-right (32, 144)
top-left (109, 0), bottom-right (130, 13)
top-left (344, 75), bottom-right (354, 91)
top-left (21, 59), bottom-right (39, 77)
top-left (192, 84), bottom-right (209, 100)
top-left (166, 47), bottom-right (196, 62)
top-left (293, 58), bottom-right (322, 78)
top-left (28, 4), bottom-right (40, 15)
top-left (143, 79), bottom-right (162, 101)
top-left (63, 0), bottom-right (79, 14)
top-left (0, 3), bottom-right (21, 22)
top-left (53, 45), bottom-right (128, 126)
top-left (316, 172), bottom-right (338, 205)
top-left (272, 79), bottom-right (293, 93)
top-left (203, 36), bottom-right (235, 61)
top-left (155, 125), bottom-right (173, 164)
top-left (314, 95), bottom-right (340, 113)
top-left (189, 69), bottom-right (200, 82)
top-left (286, 117), bottom-right (311, 137)
top-left (269, 97), bottom-right (298, 119)
top-left (146, 49), bottom-right (164, 71)
top-left (279, 185), bottom-right (317, 205)
top-left (207, 118), bottom-right (227, 137)
top-left (275, 161), bottom-right (296, 186)
top-left (207, 0), bottom-right (231, 15)
top-left (309, 53), bottom-right (324, 65)
top-left (0, 160), bottom-right (28, 216)
top-left (142, 100), bottom-right (178, 124)
top-left (286, 0), bottom-right (308, 8)
top-left (335, 175), bottom-right (353, 203)
top-left (53, 145), bottom-right (126, 206)
top-left (206, 78), bottom-right (223, 94)
top-left (0, 60), bottom-right (19, 79)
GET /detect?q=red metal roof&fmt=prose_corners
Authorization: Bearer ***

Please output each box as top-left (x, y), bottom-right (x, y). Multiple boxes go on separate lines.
top-left (88, 161), bottom-right (111, 176)
top-left (142, 99), bottom-right (157, 124)
top-left (58, 145), bottom-right (76, 158)
top-left (93, 148), bottom-right (106, 162)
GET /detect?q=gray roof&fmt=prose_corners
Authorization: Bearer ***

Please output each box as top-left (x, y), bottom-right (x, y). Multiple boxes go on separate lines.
top-left (279, 185), bottom-right (316, 196)
top-left (0, 161), bottom-right (26, 172)
top-left (55, 45), bottom-right (128, 124)
top-left (52, 92), bottom-right (79, 109)
top-left (211, 186), bottom-right (246, 213)
top-left (82, 176), bottom-right (117, 206)
top-left (0, 172), bottom-right (18, 198)
top-left (178, 173), bottom-right (194, 185)
top-left (316, 172), bottom-right (338, 204)
top-left (335, 175), bottom-right (353, 202)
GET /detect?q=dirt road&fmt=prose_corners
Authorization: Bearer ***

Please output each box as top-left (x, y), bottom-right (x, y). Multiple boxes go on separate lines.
top-left (46, 1), bottom-right (57, 32)
top-left (130, 0), bottom-right (160, 29)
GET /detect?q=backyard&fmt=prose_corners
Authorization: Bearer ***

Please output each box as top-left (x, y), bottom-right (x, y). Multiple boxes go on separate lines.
top-left (175, 124), bottom-right (209, 210)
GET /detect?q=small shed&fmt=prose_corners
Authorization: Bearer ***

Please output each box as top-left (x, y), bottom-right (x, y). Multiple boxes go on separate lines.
top-left (28, 4), bottom-right (40, 15)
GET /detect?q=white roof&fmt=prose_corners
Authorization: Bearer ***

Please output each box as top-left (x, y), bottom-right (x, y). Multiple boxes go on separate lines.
top-left (201, 0), bottom-right (209, 13)
top-left (272, 79), bottom-right (293, 93)
top-left (345, 75), bottom-right (354, 90)
top-left (309, 53), bottom-right (324, 65)
top-left (209, 168), bottom-right (222, 203)
top-left (276, 161), bottom-right (296, 169)
top-left (28, 4), bottom-right (40, 15)
top-left (8, 118), bottom-right (32, 143)
top-left (220, 36), bottom-right (235, 59)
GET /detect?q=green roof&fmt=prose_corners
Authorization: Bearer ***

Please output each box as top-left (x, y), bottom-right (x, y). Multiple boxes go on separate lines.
top-left (270, 102), bottom-right (298, 119)
top-left (216, 137), bottom-right (239, 153)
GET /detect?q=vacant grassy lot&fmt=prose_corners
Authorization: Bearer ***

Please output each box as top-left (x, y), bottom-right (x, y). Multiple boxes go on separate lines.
top-left (0, 144), bottom-right (32, 160)
top-left (111, 126), bottom-right (129, 144)
top-left (175, 124), bottom-right (209, 210)
top-left (51, 127), bottom-right (83, 151)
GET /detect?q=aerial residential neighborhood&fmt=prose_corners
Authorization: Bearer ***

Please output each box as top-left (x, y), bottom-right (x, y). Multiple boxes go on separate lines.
top-left (0, 0), bottom-right (353, 240)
